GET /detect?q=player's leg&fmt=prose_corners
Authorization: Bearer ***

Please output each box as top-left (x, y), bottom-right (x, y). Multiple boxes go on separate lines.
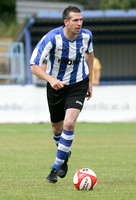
top-left (46, 120), bottom-right (65, 183)
top-left (46, 82), bottom-right (65, 146)
top-left (56, 108), bottom-right (80, 178)
top-left (63, 108), bottom-right (80, 131)
top-left (51, 120), bottom-right (63, 146)
top-left (46, 83), bottom-right (66, 183)
top-left (46, 109), bottom-right (80, 183)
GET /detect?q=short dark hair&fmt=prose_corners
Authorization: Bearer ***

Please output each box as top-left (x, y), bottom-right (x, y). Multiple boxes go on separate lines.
top-left (62, 6), bottom-right (81, 20)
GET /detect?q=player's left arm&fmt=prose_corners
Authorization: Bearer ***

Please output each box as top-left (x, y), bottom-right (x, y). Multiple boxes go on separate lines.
top-left (85, 51), bottom-right (94, 100)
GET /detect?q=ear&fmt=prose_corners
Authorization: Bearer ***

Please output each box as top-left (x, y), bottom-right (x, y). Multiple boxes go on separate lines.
top-left (64, 19), bottom-right (68, 26)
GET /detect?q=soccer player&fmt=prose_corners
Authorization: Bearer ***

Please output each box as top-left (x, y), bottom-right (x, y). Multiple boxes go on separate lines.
top-left (30, 6), bottom-right (94, 183)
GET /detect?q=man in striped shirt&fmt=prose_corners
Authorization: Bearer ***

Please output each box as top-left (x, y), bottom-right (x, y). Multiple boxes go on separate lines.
top-left (30, 5), bottom-right (94, 183)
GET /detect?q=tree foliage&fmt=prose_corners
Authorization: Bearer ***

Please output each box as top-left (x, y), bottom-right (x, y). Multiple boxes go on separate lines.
top-left (0, 0), bottom-right (15, 23)
top-left (101, 0), bottom-right (136, 10)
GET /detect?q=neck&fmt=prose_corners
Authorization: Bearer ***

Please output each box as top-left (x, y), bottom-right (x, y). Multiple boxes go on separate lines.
top-left (63, 27), bottom-right (78, 41)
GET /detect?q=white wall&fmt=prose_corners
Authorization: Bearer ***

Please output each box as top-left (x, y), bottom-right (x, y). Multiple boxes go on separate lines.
top-left (0, 85), bottom-right (136, 123)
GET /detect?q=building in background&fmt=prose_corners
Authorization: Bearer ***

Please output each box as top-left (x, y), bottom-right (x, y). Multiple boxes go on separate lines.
top-left (16, 0), bottom-right (83, 23)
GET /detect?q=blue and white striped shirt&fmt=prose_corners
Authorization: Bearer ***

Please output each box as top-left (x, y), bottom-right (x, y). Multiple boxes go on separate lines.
top-left (30, 26), bottom-right (93, 85)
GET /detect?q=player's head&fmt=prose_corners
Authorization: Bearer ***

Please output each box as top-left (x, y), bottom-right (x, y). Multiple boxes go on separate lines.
top-left (62, 6), bottom-right (81, 21)
top-left (62, 6), bottom-right (83, 35)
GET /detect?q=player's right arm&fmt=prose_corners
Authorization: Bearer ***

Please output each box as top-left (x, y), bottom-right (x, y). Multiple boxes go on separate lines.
top-left (30, 33), bottom-right (66, 90)
top-left (31, 65), bottom-right (66, 90)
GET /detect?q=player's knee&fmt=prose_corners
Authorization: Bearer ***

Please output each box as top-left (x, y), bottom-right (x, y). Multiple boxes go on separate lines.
top-left (52, 127), bottom-right (63, 135)
top-left (52, 121), bottom-right (63, 135)
top-left (64, 119), bottom-right (75, 131)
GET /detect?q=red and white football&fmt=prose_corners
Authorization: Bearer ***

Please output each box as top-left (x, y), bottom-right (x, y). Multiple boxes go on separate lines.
top-left (73, 168), bottom-right (97, 190)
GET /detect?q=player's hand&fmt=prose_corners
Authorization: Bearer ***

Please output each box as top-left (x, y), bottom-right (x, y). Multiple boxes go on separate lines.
top-left (50, 78), bottom-right (67, 90)
top-left (86, 82), bottom-right (92, 100)
top-left (86, 90), bottom-right (92, 100)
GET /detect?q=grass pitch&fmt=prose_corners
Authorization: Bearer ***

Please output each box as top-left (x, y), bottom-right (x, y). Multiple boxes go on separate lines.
top-left (0, 123), bottom-right (136, 200)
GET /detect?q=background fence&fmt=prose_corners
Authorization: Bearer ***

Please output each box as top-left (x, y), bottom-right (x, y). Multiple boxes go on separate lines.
top-left (0, 42), bottom-right (25, 84)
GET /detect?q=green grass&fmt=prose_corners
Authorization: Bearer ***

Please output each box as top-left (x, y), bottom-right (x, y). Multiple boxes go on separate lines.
top-left (0, 123), bottom-right (136, 200)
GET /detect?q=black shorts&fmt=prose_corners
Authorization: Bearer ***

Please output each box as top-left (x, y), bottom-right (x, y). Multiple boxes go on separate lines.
top-left (47, 77), bottom-right (89, 123)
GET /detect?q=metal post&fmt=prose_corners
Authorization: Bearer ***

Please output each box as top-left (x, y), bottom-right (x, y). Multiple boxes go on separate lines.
top-left (25, 27), bottom-right (32, 84)
top-left (19, 42), bottom-right (25, 83)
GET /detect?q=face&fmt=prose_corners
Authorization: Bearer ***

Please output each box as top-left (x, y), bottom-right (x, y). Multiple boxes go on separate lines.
top-left (64, 12), bottom-right (83, 35)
